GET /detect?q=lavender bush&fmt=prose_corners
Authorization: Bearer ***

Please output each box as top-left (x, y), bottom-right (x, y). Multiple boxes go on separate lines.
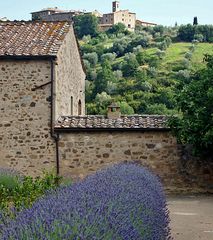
top-left (0, 163), bottom-right (171, 240)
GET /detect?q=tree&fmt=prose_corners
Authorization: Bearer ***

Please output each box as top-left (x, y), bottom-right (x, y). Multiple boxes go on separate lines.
top-left (112, 38), bottom-right (129, 56)
top-left (193, 17), bottom-right (198, 25)
top-left (178, 24), bottom-right (195, 42)
top-left (95, 92), bottom-right (112, 114)
top-left (83, 52), bottom-right (98, 66)
top-left (193, 33), bottom-right (204, 42)
top-left (122, 54), bottom-right (139, 77)
top-left (120, 101), bottom-right (134, 114)
top-left (169, 55), bottom-right (213, 159)
top-left (107, 23), bottom-right (127, 35)
top-left (94, 60), bottom-right (115, 94)
top-left (74, 14), bottom-right (99, 38)
top-left (100, 53), bottom-right (117, 63)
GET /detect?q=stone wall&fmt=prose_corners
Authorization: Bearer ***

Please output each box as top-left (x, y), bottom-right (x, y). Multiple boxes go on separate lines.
top-left (42, 13), bottom-right (75, 22)
top-left (0, 60), bottom-right (56, 176)
top-left (58, 130), bottom-right (213, 193)
top-left (54, 26), bottom-right (86, 120)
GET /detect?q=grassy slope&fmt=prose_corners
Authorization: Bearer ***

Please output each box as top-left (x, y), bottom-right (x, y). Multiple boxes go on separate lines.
top-left (109, 42), bottom-right (213, 73)
top-left (191, 43), bottom-right (213, 69)
top-left (159, 43), bottom-right (213, 71)
top-left (141, 42), bottom-right (213, 77)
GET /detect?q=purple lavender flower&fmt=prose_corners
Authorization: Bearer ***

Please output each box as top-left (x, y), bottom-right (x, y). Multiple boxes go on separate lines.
top-left (0, 163), bottom-right (171, 239)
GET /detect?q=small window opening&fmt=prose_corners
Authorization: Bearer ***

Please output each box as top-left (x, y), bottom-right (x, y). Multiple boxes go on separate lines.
top-left (71, 96), bottom-right (73, 115)
top-left (78, 100), bottom-right (82, 116)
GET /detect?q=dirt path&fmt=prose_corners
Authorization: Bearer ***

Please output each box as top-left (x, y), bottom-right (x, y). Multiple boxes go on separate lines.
top-left (167, 195), bottom-right (213, 240)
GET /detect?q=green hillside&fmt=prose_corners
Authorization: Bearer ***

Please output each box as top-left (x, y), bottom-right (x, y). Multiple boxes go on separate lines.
top-left (78, 23), bottom-right (213, 115)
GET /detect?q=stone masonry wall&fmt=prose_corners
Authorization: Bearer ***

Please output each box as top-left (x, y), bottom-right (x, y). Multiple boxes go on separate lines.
top-left (55, 26), bottom-right (85, 120)
top-left (0, 60), bottom-right (56, 176)
top-left (58, 131), bottom-right (213, 193)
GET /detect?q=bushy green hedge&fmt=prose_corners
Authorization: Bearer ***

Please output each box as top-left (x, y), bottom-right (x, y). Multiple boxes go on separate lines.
top-left (0, 169), bottom-right (62, 214)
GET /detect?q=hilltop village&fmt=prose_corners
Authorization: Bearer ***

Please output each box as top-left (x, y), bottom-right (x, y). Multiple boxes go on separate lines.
top-left (31, 1), bottom-right (156, 31)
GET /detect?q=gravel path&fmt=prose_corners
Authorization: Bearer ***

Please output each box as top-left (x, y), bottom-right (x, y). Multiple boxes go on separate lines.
top-left (167, 195), bottom-right (213, 240)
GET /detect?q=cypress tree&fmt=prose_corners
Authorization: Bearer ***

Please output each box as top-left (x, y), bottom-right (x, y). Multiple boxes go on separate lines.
top-left (193, 16), bottom-right (198, 25)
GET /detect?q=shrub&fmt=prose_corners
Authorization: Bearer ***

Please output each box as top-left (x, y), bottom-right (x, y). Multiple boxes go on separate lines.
top-left (83, 52), bottom-right (98, 66)
top-left (100, 52), bottom-right (117, 63)
top-left (0, 171), bottom-right (61, 213)
top-left (0, 168), bottom-right (22, 190)
top-left (185, 51), bottom-right (192, 60)
top-left (0, 163), bottom-right (171, 239)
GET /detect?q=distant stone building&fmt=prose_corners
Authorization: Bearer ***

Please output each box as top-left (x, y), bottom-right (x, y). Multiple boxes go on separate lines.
top-left (31, 8), bottom-right (84, 21)
top-left (0, 17), bottom-right (9, 22)
top-left (136, 19), bottom-right (157, 27)
top-left (100, 1), bottom-right (136, 31)
top-left (85, 10), bottom-right (103, 18)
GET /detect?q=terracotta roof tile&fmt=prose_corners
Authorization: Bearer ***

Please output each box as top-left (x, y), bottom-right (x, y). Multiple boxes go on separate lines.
top-left (0, 21), bottom-right (71, 57)
top-left (55, 115), bottom-right (169, 130)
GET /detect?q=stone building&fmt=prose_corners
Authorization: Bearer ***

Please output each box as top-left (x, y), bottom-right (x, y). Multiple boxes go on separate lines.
top-left (0, 17), bottom-right (9, 22)
top-left (31, 8), bottom-right (84, 22)
top-left (0, 21), bottom-right (85, 175)
top-left (100, 1), bottom-right (136, 31)
top-left (136, 19), bottom-right (157, 27)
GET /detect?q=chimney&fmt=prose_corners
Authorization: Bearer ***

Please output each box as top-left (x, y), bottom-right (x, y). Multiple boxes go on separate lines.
top-left (107, 102), bottom-right (121, 119)
top-left (112, 1), bottom-right (120, 12)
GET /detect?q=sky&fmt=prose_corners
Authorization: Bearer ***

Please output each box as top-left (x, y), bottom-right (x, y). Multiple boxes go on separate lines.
top-left (0, 0), bottom-right (212, 26)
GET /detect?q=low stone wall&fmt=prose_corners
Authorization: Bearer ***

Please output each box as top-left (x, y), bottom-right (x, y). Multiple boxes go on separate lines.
top-left (58, 130), bottom-right (213, 193)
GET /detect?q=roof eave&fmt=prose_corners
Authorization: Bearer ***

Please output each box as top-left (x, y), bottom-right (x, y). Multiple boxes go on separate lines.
top-left (0, 55), bottom-right (57, 61)
top-left (54, 127), bottom-right (170, 133)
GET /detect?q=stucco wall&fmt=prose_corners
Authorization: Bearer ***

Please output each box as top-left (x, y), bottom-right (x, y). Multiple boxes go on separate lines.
top-left (0, 60), bottom-right (56, 176)
top-left (55, 26), bottom-right (85, 120)
top-left (102, 11), bottom-right (136, 30)
top-left (114, 11), bottom-right (136, 30)
top-left (58, 131), bottom-right (213, 193)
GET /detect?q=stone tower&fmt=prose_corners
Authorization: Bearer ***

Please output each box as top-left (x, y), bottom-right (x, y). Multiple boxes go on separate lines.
top-left (112, 1), bottom-right (120, 12)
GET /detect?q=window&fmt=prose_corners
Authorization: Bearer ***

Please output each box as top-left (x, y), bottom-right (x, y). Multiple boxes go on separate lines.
top-left (71, 96), bottom-right (73, 115)
top-left (78, 100), bottom-right (82, 116)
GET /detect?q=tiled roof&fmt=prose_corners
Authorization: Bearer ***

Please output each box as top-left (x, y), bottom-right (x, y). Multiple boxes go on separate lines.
top-left (0, 21), bottom-right (71, 57)
top-left (32, 8), bottom-right (67, 13)
top-left (55, 115), bottom-right (169, 130)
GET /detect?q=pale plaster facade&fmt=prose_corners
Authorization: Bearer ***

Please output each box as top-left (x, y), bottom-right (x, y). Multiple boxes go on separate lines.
top-left (101, 10), bottom-right (136, 31)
